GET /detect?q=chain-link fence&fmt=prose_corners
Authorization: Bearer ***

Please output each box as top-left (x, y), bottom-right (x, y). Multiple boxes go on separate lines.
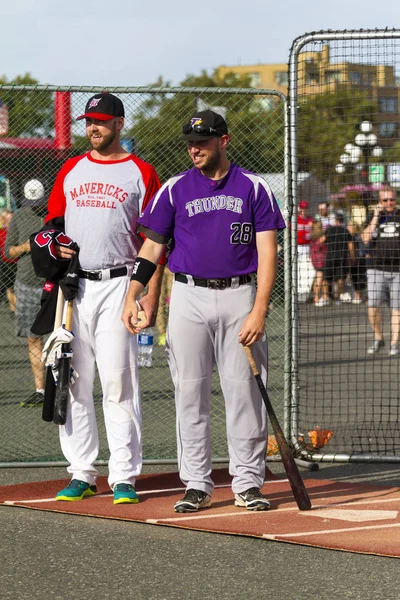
top-left (289, 29), bottom-right (400, 462)
top-left (0, 86), bottom-right (287, 465)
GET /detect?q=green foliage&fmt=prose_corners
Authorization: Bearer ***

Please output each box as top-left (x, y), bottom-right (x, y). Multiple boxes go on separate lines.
top-left (0, 73), bottom-right (53, 137)
top-left (297, 88), bottom-right (378, 182)
top-left (126, 70), bottom-right (285, 182)
top-left (384, 141), bottom-right (400, 164)
top-left (71, 134), bottom-right (90, 155)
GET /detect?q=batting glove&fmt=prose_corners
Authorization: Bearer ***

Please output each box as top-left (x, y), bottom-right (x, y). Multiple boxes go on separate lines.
top-left (41, 326), bottom-right (75, 367)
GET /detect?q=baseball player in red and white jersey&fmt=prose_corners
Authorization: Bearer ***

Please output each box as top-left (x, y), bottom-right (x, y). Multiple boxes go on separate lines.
top-left (43, 93), bottom-right (163, 504)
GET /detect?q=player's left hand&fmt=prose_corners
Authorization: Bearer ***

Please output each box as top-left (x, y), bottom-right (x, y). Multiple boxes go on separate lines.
top-left (238, 310), bottom-right (266, 346)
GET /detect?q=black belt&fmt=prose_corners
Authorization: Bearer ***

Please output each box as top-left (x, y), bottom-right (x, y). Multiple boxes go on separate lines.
top-left (79, 266), bottom-right (128, 281)
top-left (175, 272), bottom-right (252, 290)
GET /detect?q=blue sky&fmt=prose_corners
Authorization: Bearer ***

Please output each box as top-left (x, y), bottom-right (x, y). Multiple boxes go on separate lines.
top-left (2, 1), bottom-right (399, 86)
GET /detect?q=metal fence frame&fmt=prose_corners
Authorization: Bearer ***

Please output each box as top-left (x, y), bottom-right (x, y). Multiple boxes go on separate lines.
top-left (288, 29), bottom-right (400, 463)
top-left (0, 85), bottom-right (290, 466)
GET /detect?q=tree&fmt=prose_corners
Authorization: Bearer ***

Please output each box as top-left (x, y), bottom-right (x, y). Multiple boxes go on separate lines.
top-left (383, 141), bottom-right (400, 164)
top-left (297, 88), bottom-right (379, 184)
top-left (126, 70), bottom-right (285, 182)
top-left (0, 73), bottom-right (54, 137)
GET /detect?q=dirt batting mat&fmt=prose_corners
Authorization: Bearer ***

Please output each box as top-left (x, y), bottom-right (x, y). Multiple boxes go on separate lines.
top-left (1, 468), bottom-right (400, 558)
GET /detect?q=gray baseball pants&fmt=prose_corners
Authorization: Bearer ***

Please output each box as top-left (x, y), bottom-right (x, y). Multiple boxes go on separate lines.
top-left (166, 277), bottom-right (268, 496)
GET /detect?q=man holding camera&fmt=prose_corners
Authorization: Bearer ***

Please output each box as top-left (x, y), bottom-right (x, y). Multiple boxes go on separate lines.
top-left (362, 186), bottom-right (400, 356)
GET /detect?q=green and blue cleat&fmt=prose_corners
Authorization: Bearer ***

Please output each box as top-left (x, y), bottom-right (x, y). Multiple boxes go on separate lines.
top-left (56, 479), bottom-right (97, 501)
top-left (113, 483), bottom-right (139, 505)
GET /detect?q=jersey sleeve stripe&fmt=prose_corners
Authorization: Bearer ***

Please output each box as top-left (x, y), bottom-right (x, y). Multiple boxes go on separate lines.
top-left (150, 174), bottom-right (186, 213)
top-left (129, 156), bottom-right (161, 216)
top-left (242, 172), bottom-right (276, 212)
top-left (45, 154), bottom-right (86, 222)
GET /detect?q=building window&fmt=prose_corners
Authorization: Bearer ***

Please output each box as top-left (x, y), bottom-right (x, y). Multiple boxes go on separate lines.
top-left (325, 70), bottom-right (342, 84)
top-left (248, 72), bottom-right (261, 88)
top-left (365, 71), bottom-right (375, 85)
top-left (350, 71), bottom-right (361, 85)
top-left (274, 71), bottom-right (288, 86)
top-left (305, 71), bottom-right (319, 84)
top-left (379, 122), bottom-right (398, 138)
top-left (379, 97), bottom-right (398, 113)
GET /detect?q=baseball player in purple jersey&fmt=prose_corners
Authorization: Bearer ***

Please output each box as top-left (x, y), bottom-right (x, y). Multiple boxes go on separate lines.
top-left (123, 110), bottom-right (286, 513)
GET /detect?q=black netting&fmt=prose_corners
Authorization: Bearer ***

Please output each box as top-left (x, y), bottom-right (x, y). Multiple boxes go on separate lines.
top-left (290, 31), bottom-right (400, 460)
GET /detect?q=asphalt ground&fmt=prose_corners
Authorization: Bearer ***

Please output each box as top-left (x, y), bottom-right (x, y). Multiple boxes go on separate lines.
top-left (298, 301), bottom-right (400, 456)
top-left (1, 462), bottom-right (400, 600)
top-left (2, 295), bottom-right (400, 598)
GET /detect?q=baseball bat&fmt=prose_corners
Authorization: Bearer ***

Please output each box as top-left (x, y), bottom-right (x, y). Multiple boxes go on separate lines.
top-left (42, 286), bottom-right (65, 422)
top-left (53, 299), bottom-right (73, 426)
top-left (244, 345), bottom-right (312, 511)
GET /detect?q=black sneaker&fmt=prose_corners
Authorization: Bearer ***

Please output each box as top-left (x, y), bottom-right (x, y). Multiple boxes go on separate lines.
top-left (367, 340), bottom-right (385, 355)
top-left (20, 391), bottom-right (44, 408)
top-left (234, 487), bottom-right (271, 511)
top-left (174, 489), bottom-right (211, 513)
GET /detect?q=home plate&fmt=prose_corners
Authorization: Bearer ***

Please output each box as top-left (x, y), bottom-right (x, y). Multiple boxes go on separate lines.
top-left (309, 509), bottom-right (398, 522)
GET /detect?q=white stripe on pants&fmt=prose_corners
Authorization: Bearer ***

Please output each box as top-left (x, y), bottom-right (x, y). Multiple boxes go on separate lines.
top-left (166, 279), bottom-right (268, 495)
top-left (59, 276), bottom-right (142, 489)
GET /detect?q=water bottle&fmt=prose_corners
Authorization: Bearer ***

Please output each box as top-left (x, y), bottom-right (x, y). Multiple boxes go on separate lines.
top-left (138, 328), bottom-right (154, 367)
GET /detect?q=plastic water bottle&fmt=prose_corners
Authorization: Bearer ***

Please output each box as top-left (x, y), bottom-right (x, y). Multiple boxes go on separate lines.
top-left (138, 329), bottom-right (154, 367)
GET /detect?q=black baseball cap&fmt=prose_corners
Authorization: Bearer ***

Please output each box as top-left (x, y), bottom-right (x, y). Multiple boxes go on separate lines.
top-left (76, 92), bottom-right (125, 121)
top-left (181, 110), bottom-right (228, 141)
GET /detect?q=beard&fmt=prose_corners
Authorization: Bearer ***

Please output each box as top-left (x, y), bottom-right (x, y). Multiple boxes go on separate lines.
top-left (88, 122), bottom-right (117, 151)
top-left (194, 148), bottom-right (221, 175)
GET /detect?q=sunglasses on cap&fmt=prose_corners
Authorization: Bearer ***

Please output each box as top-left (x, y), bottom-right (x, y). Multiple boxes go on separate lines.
top-left (182, 123), bottom-right (223, 136)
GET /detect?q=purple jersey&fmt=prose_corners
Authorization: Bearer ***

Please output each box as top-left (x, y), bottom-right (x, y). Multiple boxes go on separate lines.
top-left (138, 163), bottom-right (286, 278)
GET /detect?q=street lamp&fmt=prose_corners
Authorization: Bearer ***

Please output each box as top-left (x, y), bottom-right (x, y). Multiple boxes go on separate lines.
top-left (335, 121), bottom-right (383, 184)
top-left (354, 121), bottom-right (383, 184)
top-left (335, 145), bottom-right (362, 176)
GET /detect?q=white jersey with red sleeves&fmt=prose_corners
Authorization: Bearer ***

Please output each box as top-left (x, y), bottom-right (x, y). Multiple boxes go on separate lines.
top-left (46, 152), bottom-right (161, 270)
top-left (297, 215), bottom-right (313, 246)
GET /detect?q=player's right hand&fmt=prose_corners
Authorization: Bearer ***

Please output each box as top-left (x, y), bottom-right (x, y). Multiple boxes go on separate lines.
top-left (122, 296), bottom-right (139, 334)
top-left (122, 298), bottom-right (145, 334)
top-left (55, 244), bottom-right (77, 259)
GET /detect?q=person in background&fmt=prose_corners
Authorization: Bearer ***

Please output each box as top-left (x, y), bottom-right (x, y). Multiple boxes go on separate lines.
top-left (319, 210), bottom-right (355, 305)
top-left (0, 209), bottom-right (17, 314)
top-left (362, 186), bottom-right (400, 356)
top-left (297, 200), bottom-right (315, 302)
top-left (347, 220), bottom-right (367, 304)
top-left (5, 180), bottom-right (46, 407)
top-left (310, 219), bottom-right (328, 306)
top-left (155, 265), bottom-right (174, 346)
top-left (315, 201), bottom-right (335, 229)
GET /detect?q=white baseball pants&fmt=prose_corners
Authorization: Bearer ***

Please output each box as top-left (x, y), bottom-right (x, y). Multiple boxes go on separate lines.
top-left (59, 275), bottom-right (142, 489)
